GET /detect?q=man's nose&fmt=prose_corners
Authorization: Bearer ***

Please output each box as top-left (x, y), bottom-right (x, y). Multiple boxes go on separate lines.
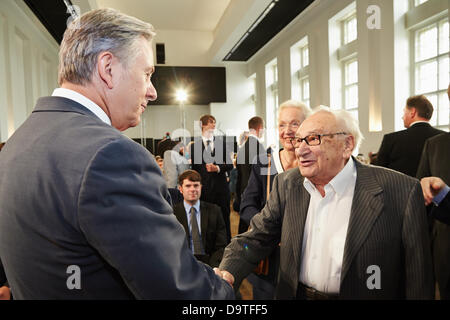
top-left (147, 82), bottom-right (157, 102)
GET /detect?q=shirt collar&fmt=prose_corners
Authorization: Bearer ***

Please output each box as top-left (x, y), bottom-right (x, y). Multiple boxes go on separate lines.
top-left (303, 157), bottom-right (356, 198)
top-left (409, 121), bottom-right (429, 127)
top-left (202, 135), bottom-right (214, 144)
top-left (183, 200), bottom-right (200, 214)
top-left (52, 88), bottom-right (111, 125)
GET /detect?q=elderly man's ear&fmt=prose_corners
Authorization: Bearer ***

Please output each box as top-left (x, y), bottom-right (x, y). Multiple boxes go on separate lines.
top-left (343, 135), bottom-right (355, 158)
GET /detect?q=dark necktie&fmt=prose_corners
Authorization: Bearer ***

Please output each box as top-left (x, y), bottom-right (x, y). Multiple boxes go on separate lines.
top-left (190, 207), bottom-right (204, 255)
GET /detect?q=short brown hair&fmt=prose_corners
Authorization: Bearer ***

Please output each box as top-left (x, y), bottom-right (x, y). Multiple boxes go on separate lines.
top-left (406, 95), bottom-right (434, 120)
top-left (248, 116), bottom-right (264, 130)
top-left (200, 115), bottom-right (216, 127)
top-left (178, 170), bottom-right (202, 186)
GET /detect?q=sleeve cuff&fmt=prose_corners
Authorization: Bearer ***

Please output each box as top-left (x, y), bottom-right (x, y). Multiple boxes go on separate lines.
top-left (433, 185), bottom-right (450, 206)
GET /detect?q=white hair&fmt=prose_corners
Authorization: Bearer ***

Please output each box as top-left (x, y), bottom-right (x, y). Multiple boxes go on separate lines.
top-left (277, 99), bottom-right (312, 120)
top-left (58, 8), bottom-right (155, 85)
top-left (310, 106), bottom-right (364, 151)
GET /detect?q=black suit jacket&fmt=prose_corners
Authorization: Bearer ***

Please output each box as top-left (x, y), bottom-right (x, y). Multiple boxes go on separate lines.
top-left (376, 122), bottom-right (444, 177)
top-left (417, 132), bottom-right (450, 297)
top-left (174, 201), bottom-right (227, 268)
top-left (432, 193), bottom-right (450, 225)
top-left (221, 160), bottom-right (434, 299)
top-left (235, 136), bottom-right (265, 210)
top-left (0, 96), bottom-right (233, 299)
top-left (190, 136), bottom-right (233, 204)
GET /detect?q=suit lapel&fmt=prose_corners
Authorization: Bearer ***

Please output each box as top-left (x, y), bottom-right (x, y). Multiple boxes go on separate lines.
top-left (200, 202), bottom-right (208, 247)
top-left (340, 161), bottom-right (384, 284)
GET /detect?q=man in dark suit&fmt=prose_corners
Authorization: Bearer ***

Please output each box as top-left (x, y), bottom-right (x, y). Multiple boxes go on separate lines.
top-left (173, 170), bottom-right (227, 268)
top-left (375, 95), bottom-right (444, 177)
top-left (0, 9), bottom-right (233, 299)
top-left (420, 177), bottom-right (450, 224)
top-left (215, 108), bottom-right (434, 299)
top-left (236, 116), bottom-right (265, 234)
top-left (190, 115), bottom-right (234, 242)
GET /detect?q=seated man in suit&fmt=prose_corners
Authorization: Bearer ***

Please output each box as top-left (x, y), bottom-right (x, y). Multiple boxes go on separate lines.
top-left (0, 8), bottom-right (232, 299)
top-left (215, 107), bottom-right (434, 299)
top-left (375, 95), bottom-right (444, 177)
top-left (174, 170), bottom-right (227, 268)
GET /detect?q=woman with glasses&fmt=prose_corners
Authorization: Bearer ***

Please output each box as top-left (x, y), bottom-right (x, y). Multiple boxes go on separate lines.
top-left (238, 100), bottom-right (311, 300)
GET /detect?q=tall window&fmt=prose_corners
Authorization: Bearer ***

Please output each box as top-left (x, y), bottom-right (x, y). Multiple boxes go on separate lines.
top-left (291, 37), bottom-right (310, 107)
top-left (344, 58), bottom-right (359, 120)
top-left (265, 59), bottom-right (278, 148)
top-left (414, 17), bottom-right (449, 130)
top-left (341, 11), bottom-right (359, 120)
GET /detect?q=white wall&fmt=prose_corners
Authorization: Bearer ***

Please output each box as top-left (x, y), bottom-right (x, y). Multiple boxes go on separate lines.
top-left (0, 0), bottom-right (59, 142)
top-left (246, 0), bottom-right (449, 157)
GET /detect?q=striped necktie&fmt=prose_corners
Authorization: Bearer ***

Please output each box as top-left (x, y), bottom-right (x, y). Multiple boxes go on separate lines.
top-left (190, 206), bottom-right (204, 255)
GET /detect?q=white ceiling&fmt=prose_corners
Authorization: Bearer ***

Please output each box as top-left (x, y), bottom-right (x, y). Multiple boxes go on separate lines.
top-left (95, 0), bottom-right (232, 32)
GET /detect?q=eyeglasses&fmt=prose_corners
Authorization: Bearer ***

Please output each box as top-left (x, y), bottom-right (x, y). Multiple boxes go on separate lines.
top-left (290, 132), bottom-right (347, 147)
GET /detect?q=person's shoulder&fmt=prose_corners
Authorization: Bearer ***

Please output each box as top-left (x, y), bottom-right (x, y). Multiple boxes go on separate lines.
top-left (359, 161), bottom-right (418, 187)
top-left (201, 201), bottom-right (221, 213)
top-left (427, 132), bottom-right (450, 145)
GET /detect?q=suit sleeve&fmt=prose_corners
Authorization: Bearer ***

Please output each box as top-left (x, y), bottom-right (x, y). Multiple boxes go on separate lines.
top-left (374, 135), bottom-right (392, 168)
top-left (77, 139), bottom-right (234, 299)
top-left (219, 173), bottom-right (283, 285)
top-left (239, 163), bottom-right (264, 224)
top-left (209, 205), bottom-right (227, 268)
top-left (0, 258), bottom-right (6, 287)
top-left (431, 193), bottom-right (450, 225)
top-left (416, 139), bottom-right (431, 179)
top-left (402, 181), bottom-right (435, 299)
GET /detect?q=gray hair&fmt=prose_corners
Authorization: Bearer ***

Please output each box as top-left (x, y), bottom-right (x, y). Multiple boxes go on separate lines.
top-left (58, 8), bottom-right (155, 85)
top-left (311, 106), bottom-right (364, 151)
top-left (277, 99), bottom-right (312, 120)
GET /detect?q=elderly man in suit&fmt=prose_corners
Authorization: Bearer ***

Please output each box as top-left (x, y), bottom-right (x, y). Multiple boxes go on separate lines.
top-left (0, 8), bottom-right (233, 299)
top-left (173, 170), bottom-right (227, 268)
top-left (215, 107), bottom-right (434, 299)
top-left (375, 95), bottom-right (444, 177)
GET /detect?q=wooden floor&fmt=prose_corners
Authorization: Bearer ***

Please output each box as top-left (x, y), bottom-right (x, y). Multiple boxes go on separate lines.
top-left (229, 199), bottom-right (253, 300)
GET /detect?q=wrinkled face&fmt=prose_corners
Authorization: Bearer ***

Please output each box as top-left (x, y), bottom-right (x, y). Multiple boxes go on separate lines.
top-left (179, 179), bottom-right (202, 203)
top-left (294, 112), bottom-right (354, 186)
top-left (108, 38), bottom-right (157, 131)
top-left (402, 106), bottom-right (414, 128)
top-left (278, 107), bottom-right (305, 151)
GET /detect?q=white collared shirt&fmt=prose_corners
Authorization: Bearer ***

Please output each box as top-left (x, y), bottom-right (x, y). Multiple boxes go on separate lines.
top-left (52, 88), bottom-right (111, 125)
top-left (299, 158), bottom-right (357, 294)
top-left (202, 135), bottom-right (214, 150)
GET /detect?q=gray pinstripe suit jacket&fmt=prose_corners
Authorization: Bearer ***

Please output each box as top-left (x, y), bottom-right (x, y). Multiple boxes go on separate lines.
top-left (220, 158), bottom-right (434, 299)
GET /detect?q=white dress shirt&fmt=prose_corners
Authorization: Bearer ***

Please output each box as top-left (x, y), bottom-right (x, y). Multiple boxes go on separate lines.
top-left (52, 88), bottom-right (111, 125)
top-left (299, 158), bottom-right (357, 294)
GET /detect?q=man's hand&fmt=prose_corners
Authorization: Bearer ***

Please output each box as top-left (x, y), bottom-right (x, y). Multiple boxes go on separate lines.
top-left (420, 177), bottom-right (446, 206)
top-left (0, 286), bottom-right (11, 300)
top-left (214, 268), bottom-right (235, 288)
top-left (206, 163), bottom-right (219, 173)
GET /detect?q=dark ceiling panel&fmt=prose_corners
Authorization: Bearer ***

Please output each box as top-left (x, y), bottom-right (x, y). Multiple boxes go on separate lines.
top-left (23, 0), bottom-right (72, 44)
top-left (224, 0), bottom-right (315, 62)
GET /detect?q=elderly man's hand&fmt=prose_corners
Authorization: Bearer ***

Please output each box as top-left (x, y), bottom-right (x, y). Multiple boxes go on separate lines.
top-left (420, 177), bottom-right (446, 206)
top-left (0, 286), bottom-right (11, 300)
top-left (213, 268), bottom-right (235, 288)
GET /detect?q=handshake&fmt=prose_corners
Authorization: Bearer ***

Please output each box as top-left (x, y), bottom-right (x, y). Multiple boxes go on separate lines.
top-left (214, 268), bottom-right (235, 287)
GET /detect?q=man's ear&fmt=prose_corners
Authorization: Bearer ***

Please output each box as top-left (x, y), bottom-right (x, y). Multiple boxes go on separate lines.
top-left (344, 135), bottom-right (355, 158)
top-left (178, 185), bottom-right (183, 194)
top-left (97, 51), bottom-right (115, 89)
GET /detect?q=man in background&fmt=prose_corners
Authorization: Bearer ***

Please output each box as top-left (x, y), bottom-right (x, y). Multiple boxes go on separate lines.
top-left (174, 170), bottom-right (227, 268)
top-left (375, 95), bottom-right (444, 177)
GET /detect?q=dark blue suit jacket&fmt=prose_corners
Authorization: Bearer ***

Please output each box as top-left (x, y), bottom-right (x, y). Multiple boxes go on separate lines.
top-left (0, 96), bottom-right (233, 299)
